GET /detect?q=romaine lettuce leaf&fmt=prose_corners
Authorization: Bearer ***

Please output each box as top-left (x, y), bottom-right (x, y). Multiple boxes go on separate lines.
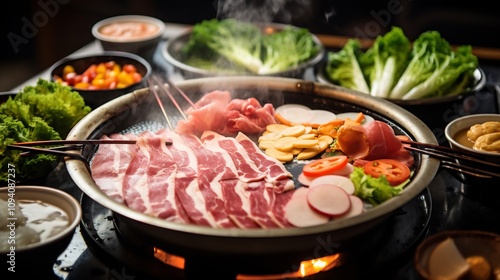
top-left (350, 166), bottom-right (407, 206)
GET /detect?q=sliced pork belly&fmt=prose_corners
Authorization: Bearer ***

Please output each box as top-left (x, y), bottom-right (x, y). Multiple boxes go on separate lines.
top-left (235, 132), bottom-right (294, 193)
top-left (220, 179), bottom-right (261, 229)
top-left (90, 133), bottom-right (138, 203)
top-left (180, 131), bottom-right (291, 228)
top-left (121, 132), bottom-right (189, 224)
top-left (171, 131), bottom-right (238, 228)
top-left (268, 188), bottom-right (295, 228)
top-left (243, 184), bottom-right (295, 228)
top-left (157, 129), bottom-right (231, 228)
top-left (220, 180), bottom-right (293, 229)
top-left (201, 131), bottom-right (294, 193)
top-left (200, 131), bottom-right (267, 183)
top-left (177, 132), bottom-right (239, 181)
top-left (92, 128), bottom-right (298, 229)
top-left (244, 184), bottom-right (281, 228)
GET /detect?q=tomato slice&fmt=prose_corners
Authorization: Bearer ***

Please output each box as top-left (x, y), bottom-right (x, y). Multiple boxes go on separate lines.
top-left (302, 156), bottom-right (348, 177)
top-left (363, 159), bottom-right (411, 186)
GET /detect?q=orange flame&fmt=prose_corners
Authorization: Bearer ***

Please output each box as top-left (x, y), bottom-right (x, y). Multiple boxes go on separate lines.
top-left (237, 254), bottom-right (341, 279)
top-left (153, 247), bottom-right (340, 279)
top-left (153, 247), bottom-right (185, 269)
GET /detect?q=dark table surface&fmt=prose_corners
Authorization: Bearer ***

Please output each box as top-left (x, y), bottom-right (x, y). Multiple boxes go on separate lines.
top-left (7, 26), bottom-right (500, 279)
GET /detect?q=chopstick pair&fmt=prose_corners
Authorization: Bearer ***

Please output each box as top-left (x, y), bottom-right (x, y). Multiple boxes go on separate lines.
top-left (401, 139), bottom-right (500, 180)
top-left (6, 139), bottom-right (140, 166)
top-left (147, 74), bottom-right (195, 130)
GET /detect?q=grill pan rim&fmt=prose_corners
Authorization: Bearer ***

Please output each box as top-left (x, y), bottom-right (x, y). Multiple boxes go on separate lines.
top-left (66, 76), bottom-right (440, 239)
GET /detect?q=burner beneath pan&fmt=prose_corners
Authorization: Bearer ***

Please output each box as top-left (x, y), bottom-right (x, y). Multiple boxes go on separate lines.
top-left (78, 187), bottom-right (431, 279)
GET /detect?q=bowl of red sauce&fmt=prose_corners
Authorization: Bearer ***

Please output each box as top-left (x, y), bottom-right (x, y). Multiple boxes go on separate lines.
top-left (92, 15), bottom-right (166, 61)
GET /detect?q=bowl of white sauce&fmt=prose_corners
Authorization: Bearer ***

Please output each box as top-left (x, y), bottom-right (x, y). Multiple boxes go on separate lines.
top-left (0, 185), bottom-right (81, 275)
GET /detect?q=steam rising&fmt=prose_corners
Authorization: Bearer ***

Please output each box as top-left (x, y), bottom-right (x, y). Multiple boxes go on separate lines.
top-left (148, 0), bottom-right (317, 125)
top-left (215, 0), bottom-right (311, 24)
top-left (194, 0), bottom-right (315, 106)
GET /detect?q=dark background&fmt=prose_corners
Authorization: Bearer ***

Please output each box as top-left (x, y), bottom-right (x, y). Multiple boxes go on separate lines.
top-left (2, 0), bottom-right (500, 91)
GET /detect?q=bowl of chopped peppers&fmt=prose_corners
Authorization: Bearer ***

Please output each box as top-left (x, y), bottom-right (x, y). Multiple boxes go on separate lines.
top-left (50, 51), bottom-right (151, 109)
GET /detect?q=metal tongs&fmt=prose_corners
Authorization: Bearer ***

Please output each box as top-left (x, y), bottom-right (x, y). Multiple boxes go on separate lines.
top-left (401, 139), bottom-right (500, 180)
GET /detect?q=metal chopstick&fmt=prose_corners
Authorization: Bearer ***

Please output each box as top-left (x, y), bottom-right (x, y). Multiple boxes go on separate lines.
top-left (440, 161), bottom-right (500, 179)
top-left (7, 144), bottom-right (87, 162)
top-left (402, 140), bottom-right (500, 168)
top-left (402, 140), bottom-right (500, 179)
top-left (162, 76), bottom-right (198, 109)
top-left (11, 139), bottom-right (138, 146)
top-left (148, 75), bottom-right (175, 130)
top-left (152, 75), bottom-right (188, 120)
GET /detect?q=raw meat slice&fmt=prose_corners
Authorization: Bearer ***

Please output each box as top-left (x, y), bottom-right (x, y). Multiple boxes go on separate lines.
top-left (235, 132), bottom-right (294, 192)
top-left (179, 132), bottom-right (243, 228)
top-left (90, 133), bottom-right (138, 203)
top-left (122, 132), bottom-right (190, 224)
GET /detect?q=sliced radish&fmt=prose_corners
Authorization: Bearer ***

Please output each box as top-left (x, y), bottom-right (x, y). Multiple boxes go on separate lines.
top-left (336, 112), bottom-right (374, 125)
top-left (336, 195), bottom-right (364, 219)
top-left (306, 184), bottom-right (351, 217)
top-left (298, 164), bottom-right (354, 187)
top-left (285, 193), bottom-right (330, 227)
top-left (309, 175), bottom-right (355, 195)
top-left (297, 172), bottom-right (315, 186)
top-left (331, 163), bottom-right (354, 177)
top-left (275, 104), bottom-right (311, 115)
top-left (291, 186), bottom-right (309, 199)
top-left (307, 110), bottom-right (337, 126)
top-left (275, 104), bottom-right (312, 125)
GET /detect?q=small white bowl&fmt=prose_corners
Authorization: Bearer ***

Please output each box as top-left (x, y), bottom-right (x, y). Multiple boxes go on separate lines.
top-left (0, 186), bottom-right (82, 275)
top-left (445, 114), bottom-right (500, 159)
top-left (444, 114), bottom-right (500, 200)
top-left (92, 15), bottom-right (166, 60)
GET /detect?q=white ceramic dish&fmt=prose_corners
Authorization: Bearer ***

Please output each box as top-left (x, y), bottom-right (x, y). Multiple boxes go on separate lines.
top-left (445, 113), bottom-right (500, 158)
top-left (0, 185), bottom-right (81, 273)
top-left (92, 15), bottom-right (166, 60)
